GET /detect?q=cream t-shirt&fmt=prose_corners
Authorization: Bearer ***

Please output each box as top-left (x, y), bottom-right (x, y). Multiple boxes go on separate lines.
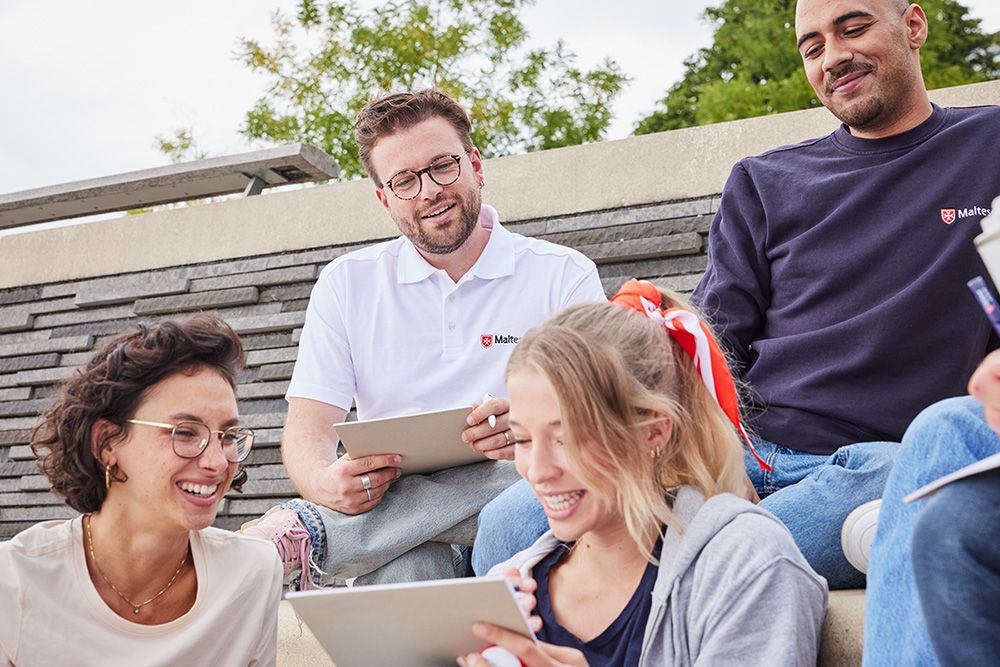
top-left (0, 517), bottom-right (282, 666)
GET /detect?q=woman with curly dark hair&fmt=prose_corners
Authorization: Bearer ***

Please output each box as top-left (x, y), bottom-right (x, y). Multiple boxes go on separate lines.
top-left (0, 314), bottom-right (281, 667)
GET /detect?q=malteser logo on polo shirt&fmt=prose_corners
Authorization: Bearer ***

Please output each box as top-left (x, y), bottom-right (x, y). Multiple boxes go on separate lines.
top-left (940, 205), bottom-right (991, 225)
top-left (480, 334), bottom-right (519, 349)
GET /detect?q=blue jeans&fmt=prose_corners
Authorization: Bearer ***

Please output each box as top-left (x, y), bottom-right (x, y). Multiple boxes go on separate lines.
top-left (913, 466), bottom-right (1000, 667)
top-left (473, 476), bottom-right (548, 575)
top-left (864, 396), bottom-right (1000, 667)
top-left (474, 435), bottom-right (897, 588)
top-left (284, 459), bottom-right (521, 587)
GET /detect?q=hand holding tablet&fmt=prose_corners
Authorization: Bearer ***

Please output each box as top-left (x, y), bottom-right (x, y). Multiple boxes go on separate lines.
top-left (336, 406), bottom-right (490, 476)
top-left (466, 395), bottom-right (515, 461)
top-left (287, 577), bottom-right (536, 667)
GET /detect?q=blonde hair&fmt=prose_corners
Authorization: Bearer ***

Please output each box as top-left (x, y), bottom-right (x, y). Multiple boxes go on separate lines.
top-left (506, 290), bottom-right (747, 561)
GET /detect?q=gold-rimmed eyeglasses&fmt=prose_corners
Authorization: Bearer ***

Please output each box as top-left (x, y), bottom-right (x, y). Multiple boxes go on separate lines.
top-left (126, 419), bottom-right (255, 463)
top-left (385, 151), bottom-right (469, 200)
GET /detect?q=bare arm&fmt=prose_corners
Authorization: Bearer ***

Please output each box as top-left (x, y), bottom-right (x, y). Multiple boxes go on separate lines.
top-left (281, 397), bottom-right (401, 514)
top-left (281, 398), bottom-right (346, 496)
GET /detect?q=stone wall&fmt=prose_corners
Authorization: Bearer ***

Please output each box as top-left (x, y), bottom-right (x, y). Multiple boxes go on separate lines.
top-left (0, 196), bottom-right (715, 538)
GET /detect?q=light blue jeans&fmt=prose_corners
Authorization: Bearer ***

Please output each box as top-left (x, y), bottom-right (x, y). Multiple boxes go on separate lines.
top-left (913, 466), bottom-right (1000, 667)
top-left (864, 396), bottom-right (1000, 667)
top-left (284, 459), bottom-right (521, 587)
top-left (474, 435), bottom-right (898, 589)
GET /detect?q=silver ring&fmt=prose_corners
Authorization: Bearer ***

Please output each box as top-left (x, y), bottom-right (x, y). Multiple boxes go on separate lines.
top-left (361, 473), bottom-right (372, 491)
top-left (503, 430), bottom-right (512, 446)
top-left (365, 488), bottom-right (372, 502)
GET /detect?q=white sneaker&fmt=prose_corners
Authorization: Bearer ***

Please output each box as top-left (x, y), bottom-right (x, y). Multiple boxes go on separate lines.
top-left (841, 499), bottom-right (881, 574)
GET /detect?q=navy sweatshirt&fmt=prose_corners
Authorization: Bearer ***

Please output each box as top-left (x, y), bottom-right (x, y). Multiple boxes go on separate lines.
top-left (694, 105), bottom-right (1000, 455)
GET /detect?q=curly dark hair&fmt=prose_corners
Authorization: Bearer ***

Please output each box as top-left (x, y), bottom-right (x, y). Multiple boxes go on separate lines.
top-left (32, 314), bottom-right (249, 513)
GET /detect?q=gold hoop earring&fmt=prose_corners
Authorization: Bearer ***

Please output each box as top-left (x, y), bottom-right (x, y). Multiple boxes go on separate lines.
top-left (105, 465), bottom-right (112, 489)
top-left (479, 178), bottom-right (485, 188)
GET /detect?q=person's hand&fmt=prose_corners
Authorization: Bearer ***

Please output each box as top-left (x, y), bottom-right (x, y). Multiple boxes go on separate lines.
top-left (456, 570), bottom-right (562, 667)
top-left (307, 453), bottom-right (402, 514)
top-left (502, 568), bottom-right (542, 634)
top-left (457, 624), bottom-right (588, 667)
top-left (969, 349), bottom-right (1000, 436)
top-left (464, 397), bottom-right (514, 461)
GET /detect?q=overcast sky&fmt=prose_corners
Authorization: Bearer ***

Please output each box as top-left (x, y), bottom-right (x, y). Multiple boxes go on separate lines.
top-left (1, 0), bottom-right (998, 195)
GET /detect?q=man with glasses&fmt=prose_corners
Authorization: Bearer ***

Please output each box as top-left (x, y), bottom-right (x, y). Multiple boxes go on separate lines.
top-left (244, 88), bottom-right (604, 587)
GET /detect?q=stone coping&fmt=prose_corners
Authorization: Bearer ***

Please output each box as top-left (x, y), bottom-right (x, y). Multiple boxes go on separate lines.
top-left (0, 144), bottom-right (341, 230)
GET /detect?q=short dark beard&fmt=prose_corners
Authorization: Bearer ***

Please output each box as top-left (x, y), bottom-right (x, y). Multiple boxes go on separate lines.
top-left (824, 63), bottom-right (886, 129)
top-left (834, 97), bottom-right (887, 131)
top-left (407, 188), bottom-right (481, 255)
top-left (822, 33), bottom-right (921, 135)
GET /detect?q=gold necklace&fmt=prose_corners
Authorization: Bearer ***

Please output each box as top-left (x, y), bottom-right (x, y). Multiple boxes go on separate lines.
top-left (85, 514), bottom-right (188, 616)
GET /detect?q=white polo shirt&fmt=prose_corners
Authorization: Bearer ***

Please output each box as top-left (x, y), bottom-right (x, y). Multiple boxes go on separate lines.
top-left (287, 205), bottom-right (605, 418)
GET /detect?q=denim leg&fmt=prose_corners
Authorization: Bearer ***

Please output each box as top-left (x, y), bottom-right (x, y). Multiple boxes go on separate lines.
top-left (913, 467), bottom-right (1000, 667)
top-left (285, 459), bottom-right (521, 586)
top-left (750, 437), bottom-right (898, 589)
top-left (864, 396), bottom-right (999, 667)
top-left (471, 477), bottom-right (549, 575)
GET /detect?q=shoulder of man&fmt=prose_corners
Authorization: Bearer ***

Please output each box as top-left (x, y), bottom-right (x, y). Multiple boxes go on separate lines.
top-left (506, 229), bottom-right (597, 273)
top-left (315, 236), bottom-right (408, 281)
top-left (743, 131), bottom-right (835, 170)
top-left (942, 103), bottom-right (1000, 129)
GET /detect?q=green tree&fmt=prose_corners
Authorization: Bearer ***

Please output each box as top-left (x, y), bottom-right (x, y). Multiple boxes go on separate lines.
top-left (154, 127), bottom-right (207, 164)
top-left (225, 0), bottom-right (627, 178)
top-left (635, 0), bottom-right (999, 134)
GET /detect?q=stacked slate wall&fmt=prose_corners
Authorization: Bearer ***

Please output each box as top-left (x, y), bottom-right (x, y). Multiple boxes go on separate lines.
top-left (0, 195), bottom-right (716, 539)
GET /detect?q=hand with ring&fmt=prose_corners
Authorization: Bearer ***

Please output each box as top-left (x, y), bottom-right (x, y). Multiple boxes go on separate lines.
top-left (462, 395), bottom-right (515, 461)
top-left (361, 472), bottom-right (373, 502)
top-left (308, 452), bottom-right (403, 515)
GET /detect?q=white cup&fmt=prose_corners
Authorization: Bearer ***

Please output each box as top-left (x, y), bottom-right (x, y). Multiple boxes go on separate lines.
top-left (974, 195), bottom-right (1000, 284)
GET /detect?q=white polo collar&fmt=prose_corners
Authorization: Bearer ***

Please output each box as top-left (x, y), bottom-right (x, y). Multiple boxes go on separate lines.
top-left (396, 205), bottom-right (515, 284)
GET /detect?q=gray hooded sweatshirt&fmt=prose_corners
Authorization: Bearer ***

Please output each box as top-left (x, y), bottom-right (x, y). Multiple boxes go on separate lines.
top-left (488, 486), bottom-right (828, 666)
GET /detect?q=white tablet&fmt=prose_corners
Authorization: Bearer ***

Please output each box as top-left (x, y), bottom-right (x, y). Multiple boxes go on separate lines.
top-left (286, 577), bottom-right (535, 667)
top-left (335, 406), bottom-right (489, 475)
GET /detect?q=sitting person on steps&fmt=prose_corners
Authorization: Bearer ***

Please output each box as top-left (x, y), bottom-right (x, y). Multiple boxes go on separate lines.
top-left (460, 280), bottom-right (827, 667)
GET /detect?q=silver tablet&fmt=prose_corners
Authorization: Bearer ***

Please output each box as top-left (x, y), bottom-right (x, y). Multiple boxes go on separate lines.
top-left (286, 577), bottom-right (536, 667)
top-left (335, 406), bottom-right (489, 475)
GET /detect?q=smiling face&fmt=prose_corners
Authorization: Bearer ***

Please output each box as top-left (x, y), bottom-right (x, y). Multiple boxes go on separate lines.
top-left (101, 366), bottom-right (239, 533)
top-left (508, 366), bottom-right (622, 544)
top-left (371, 116), bottom-right (485, 257)
top-left (795, 0), bottom-right (928, 137)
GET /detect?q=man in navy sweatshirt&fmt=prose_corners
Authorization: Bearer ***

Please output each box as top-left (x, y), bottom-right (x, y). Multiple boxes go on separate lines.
top-left (694, 0), bottom-right (1000, 590)
top-left (472, 0), bottom-right (999, 600)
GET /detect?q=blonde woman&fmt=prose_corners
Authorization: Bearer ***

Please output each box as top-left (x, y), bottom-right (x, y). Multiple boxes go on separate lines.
top-left (461, 280), bottom-right (827, 667)
top-left (0, 316), bottom-right (281, 667)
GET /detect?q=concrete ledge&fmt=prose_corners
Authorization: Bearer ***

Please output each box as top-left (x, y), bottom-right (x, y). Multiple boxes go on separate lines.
top-left (3, 80), bottom-right (995, 291)
top-left (278, 600), bottom-right (334, 667)
top-left (819, 589), bottom-right (865, 667)
top-left (0, 144), bottom-right (341, 230)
